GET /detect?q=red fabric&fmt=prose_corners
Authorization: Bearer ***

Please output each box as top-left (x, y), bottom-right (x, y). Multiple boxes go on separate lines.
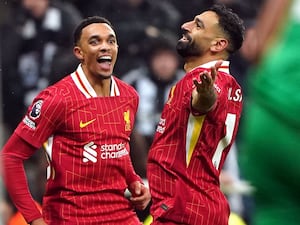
top-left (7, 202), bottom-right (42, 225)
top-left (147, 64), bottom-right (243, 225)
top-left (1, 133), bottom-right (43, 223)
top-left (3, 66), bottom-right (142, 225)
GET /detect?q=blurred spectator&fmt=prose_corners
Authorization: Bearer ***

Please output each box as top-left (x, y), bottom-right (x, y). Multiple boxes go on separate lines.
top-left (0, 0), bottom-right (82, 133)
top-left (0, 0), bottom-right (82, 216)
top-left (240, 0), bottom-right (300, 225)
top-left (122, 36), bottom-right (184, 178)
top-left (216, 0), bottom-right (264, 90)
top-left (0, 1), bottom-right (24, 137)
top-left (122, 35), bottom-right (184, 222)
top-left (71, 0), bottom-right (182, 76)
top-left (164, 0), bottom-right (215, 25)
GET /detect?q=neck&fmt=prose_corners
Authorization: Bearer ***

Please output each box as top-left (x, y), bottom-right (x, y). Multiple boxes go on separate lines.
top-left (89, 78), bottom-right (111, 97)
top-left (81, 66), bottom-right (112, 97)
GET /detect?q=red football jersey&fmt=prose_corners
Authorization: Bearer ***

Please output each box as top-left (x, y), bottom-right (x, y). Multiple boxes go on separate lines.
top-left (15, 65), bottom-right (142, 225)
top-left (147, 61), bottom-right (243, 225)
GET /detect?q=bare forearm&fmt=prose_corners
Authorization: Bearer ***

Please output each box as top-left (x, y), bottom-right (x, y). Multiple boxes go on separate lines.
top-left (255, 0), bottom-right (291, 52)
top-left (192, 89), bottom-right (217, 114)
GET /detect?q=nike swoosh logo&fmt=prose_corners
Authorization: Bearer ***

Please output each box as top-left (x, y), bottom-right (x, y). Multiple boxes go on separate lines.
top-left (80, 119), bottom-right (96, 128)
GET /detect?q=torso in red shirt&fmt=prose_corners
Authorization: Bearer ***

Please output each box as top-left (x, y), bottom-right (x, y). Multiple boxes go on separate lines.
top-left (15, 65), bottom-right (142, 225)
top-left (147, 61), bottom-right (242, 225)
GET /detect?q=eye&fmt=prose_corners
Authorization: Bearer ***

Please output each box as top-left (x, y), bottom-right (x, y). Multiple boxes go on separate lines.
top-left (195, 18), bottom-right (204, 29)
top-left (108, 38), bottom-right (116, 45)
top-left (89, 39), bottom-right (99, 46)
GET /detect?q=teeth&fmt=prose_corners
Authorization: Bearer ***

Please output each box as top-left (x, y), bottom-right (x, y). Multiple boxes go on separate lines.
top-left (97, 55), bottom-right (112, 63)
top-left (99, 56), bottom-right (111, 60)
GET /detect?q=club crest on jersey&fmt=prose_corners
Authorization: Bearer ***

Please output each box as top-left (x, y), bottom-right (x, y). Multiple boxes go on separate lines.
top-left (124, 110), bottom-right (131, 131)
top-left (30, 100), bottom-right (43, 119)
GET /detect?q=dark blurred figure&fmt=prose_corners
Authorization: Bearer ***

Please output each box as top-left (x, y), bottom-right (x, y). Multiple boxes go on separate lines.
top-left (0, 0), bottom-right (82, 134)
top-left (0, 1), bottom-right (24, 138)
top-left (112, 0), bottom-right (182, 76)
top-left (69, 0), bottom-right (182, 76)
top-left (215, 0), bottom-right (263, 89)
top-left (163, 0), bottom-right (215, 25)
top-left (122, 36), bottom-right (184, 222)
top-left (122, 36), bottom-right (184, 178)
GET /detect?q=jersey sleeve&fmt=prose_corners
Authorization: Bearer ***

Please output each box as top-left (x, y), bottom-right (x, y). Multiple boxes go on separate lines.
top-left (15, 88), bottom-right (66, 148)
top-left (1, 133), bottom-right (43, 223)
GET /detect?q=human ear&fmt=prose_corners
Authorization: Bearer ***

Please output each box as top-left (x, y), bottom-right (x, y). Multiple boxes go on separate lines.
top-left (73, 46), bottom-right (84, 60)
top-left (211, 38), bottom-right (228, 52)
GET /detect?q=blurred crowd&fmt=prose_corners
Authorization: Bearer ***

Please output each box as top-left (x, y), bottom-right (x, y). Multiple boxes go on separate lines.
top-left (0, 0), bottom-right (267, 224)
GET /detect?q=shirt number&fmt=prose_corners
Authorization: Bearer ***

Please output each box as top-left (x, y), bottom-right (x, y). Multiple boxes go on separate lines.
top-left (212, 113), bottom-right (236, 170)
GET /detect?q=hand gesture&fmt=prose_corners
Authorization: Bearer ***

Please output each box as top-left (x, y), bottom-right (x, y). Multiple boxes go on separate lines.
top-left (128, 181), bottom-right (151, 210)
top-left (191, 60), bottom-right (222, 113)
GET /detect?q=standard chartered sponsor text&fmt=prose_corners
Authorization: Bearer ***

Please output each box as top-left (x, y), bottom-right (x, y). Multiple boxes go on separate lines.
top-left (100, 143), bottom-right (129, 159)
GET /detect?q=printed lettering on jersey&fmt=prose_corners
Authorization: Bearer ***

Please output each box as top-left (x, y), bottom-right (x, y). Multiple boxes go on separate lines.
top-left (82, 141), bottom-right (129, 162)
top-left (156, 118), bottom-right (166, 134)
top-left (228, 87), bottom-right (242, 102)
top-left (101, 143), bottom-right (129, 159)
top-left (22, 115), bottom-right (37, 130)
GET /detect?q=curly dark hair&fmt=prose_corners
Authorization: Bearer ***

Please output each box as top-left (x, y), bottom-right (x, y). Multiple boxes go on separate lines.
top-left (209, 4), bottom-right (245, 54)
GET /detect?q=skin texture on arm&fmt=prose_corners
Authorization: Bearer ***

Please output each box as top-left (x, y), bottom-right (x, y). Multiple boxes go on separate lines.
top-left (191, 61), bottom-right (222, 114)
top-left (241, 0), bottom-right (291, 63)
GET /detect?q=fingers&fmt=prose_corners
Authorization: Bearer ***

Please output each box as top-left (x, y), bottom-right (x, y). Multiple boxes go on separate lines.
top-left (129, 181), bottom-right (142, 197)
top-left (210, 60), bottom-right (222, 80)
top-left (129, 185), bottom-right (151, 210)
top-left (200, 71), bottom-right (210, 85)
top-left (193, 71), bottom-right (211, 90)
top-left (196, 60), bottom-right (222, 86)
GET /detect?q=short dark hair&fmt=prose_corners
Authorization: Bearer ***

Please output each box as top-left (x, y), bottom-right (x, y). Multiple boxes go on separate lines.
top-left (73, 16), bottom-right (114, 45)
top-left (209, 4), bottom-right (245, 54)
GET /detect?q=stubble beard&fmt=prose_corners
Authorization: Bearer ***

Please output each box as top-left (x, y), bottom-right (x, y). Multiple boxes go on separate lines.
top-left (176, 39), bottom-right (202, 59)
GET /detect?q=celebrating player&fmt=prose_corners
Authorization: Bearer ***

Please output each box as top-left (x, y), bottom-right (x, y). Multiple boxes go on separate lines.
top-left (147, 4), bottom-right (245, 225)
top-left (1, 16), bottom-right (150, 225)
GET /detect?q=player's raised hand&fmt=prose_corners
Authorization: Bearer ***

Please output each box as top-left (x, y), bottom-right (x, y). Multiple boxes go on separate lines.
top-left (191, 60), bottom-right (222, 113)
top-left (128, 181), bottom-right (151, 210)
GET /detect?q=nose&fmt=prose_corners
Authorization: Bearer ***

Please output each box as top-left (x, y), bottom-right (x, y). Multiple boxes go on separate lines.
top-left (99, 41), bottom-right (110, 52)
top-left (181, 20), bottom-right (193, 31)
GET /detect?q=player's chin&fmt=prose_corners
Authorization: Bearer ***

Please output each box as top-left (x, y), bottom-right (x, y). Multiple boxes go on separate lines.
top-left (98, 71), bottom-right (113, 79)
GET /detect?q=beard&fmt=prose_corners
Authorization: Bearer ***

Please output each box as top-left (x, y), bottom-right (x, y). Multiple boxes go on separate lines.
top-left (176, 38), bottom-right (202, 59)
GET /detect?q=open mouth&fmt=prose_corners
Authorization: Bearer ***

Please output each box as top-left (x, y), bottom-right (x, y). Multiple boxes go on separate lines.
top-left (180, 33), bottom-right (191, 42)
top-left (97, 56), bottom-right (112, 64)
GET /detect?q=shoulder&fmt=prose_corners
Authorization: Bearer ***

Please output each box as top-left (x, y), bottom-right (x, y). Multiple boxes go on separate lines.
top-left (46, 75), bottom-right (74, 96)
top-left (218, 71), bottom-right (242, 90)
top-left (36, 75), bottom-right (74, 106)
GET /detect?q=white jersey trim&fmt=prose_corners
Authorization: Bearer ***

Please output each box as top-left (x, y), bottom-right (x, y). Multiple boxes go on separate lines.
top-left (71, 64), bottom-right (120, 98)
